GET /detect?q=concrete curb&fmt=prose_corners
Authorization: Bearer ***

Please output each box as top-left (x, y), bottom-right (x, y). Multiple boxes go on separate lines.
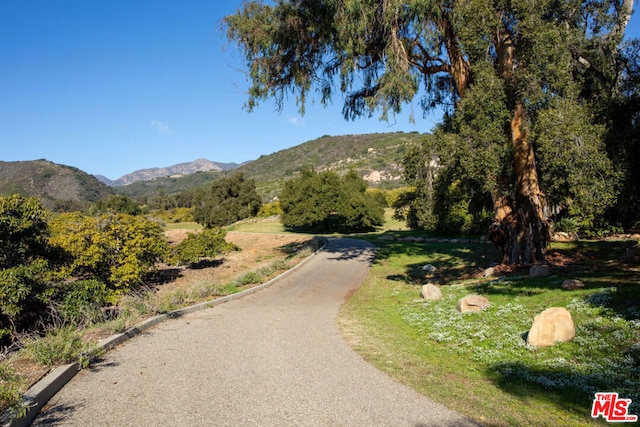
top-left (4, 240), bottom-right (326, 427)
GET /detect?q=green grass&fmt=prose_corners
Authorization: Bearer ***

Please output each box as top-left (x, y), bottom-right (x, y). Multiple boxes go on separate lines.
top-left (225, 217), bottom-right (290, 234)
top-left (224, 209), bottom-right (407, 235)
top-left (165, 222), bottom-right (203, 230)
top-left (339, 238), bottom-right (640, 426)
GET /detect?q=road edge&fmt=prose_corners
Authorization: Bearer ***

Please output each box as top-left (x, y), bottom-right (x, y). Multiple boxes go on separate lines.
top-left (4, 238), bottom-right (327, 427)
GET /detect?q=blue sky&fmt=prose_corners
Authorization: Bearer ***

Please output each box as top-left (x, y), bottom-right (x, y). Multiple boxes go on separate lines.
top-left (1, 2), bottom-right (639, 180)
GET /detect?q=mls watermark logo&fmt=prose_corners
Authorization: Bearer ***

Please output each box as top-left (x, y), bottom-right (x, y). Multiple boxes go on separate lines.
top-left (591, 392), bottom-right (638, 422)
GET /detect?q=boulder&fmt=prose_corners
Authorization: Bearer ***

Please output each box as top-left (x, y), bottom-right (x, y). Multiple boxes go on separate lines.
top-left (622, 244), bottom-right (640, 263)
top-left (561, 279), bottom-right (585, 291)
top-left (551, 231), bottom-right (579, 242)
top-left (422, 264), bottom-right (437, 273)
top-left (529, 265), bottom-right (552, 278)
top-left (421, 284), bottom-right (443, 301)
top-left (483, 267), bottom-right (497, 278)
top-left (457, 295), bottom-right (490, 313)
top-left (527, 307), bottom-right (575, 347)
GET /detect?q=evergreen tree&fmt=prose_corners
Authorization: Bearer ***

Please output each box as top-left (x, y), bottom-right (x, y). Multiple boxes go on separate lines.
top-left (193, 173), bottom-right (262, 228)
top-left (280, 168), bottom-right (384, 233)
top-left (225, 0), bottom-right (635, 263)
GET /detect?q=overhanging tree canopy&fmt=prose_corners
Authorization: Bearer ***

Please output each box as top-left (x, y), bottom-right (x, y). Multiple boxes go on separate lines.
top-left (224, 0), bottom-right (634, 263)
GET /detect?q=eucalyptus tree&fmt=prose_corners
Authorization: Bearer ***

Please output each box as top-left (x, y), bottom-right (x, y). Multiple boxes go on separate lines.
top-left (224, 0), bottom-right (634, 263)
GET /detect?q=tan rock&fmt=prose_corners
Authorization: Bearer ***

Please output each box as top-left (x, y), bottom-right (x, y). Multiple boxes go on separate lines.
top-left (457, 295), bottom-right (489, 313)
top-left (527, 307), bottom-right (575, 347)
top-left (561, 279), bottom-right (585, 291)
top-left (421, 284), bottom-right (442, 301)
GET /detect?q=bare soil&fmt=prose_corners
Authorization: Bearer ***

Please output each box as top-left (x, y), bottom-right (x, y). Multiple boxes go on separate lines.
top-left (157, 231), bottom-right (310, 294)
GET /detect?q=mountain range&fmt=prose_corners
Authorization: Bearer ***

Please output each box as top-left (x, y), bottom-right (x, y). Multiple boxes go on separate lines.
top-left (0, 132), bottom-right (422, 207)
top-left (95, 158), bottom-right (243, 186)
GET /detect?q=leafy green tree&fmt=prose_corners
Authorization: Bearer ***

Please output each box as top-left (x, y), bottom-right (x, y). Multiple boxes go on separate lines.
top-left (49, 212), bottom-right (168, 291)
top-left (280, 168), bottom-right (384, 232)
top-left (0, 260), bottom-right (50, 343)
top-left (91, 195), bottom-right (143, 216)
top-left (172, 228), bottom-right (238, 266)
top-left (225, 0), bottom-right (634, 263)
top-left (193, 173), bottom-right (261, 228)
top-left (0, 195), bottom-right (49, 268)
top-left (0, 195), bottom-right (52, 343)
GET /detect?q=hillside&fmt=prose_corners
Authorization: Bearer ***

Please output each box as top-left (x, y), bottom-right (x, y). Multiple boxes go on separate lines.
top-left (236, 132), bottom-right (420, 199)
top-left (0, 160), bottom-right (112, 208)
top-left (115, 132), bottom-right (422, 201)
top-left (0, 133), bottom-right (422, 207)
top-left (113, 170), bottom-right (225, 200)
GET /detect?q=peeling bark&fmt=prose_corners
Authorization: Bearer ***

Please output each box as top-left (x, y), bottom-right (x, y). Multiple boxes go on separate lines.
top-left (489, 27), bottom-right (551, 264)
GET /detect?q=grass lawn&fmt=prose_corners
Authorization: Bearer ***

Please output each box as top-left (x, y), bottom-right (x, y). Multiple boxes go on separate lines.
top-left (226, 209), bottom-right (409, 235)
top-left (339, 236), bottom-right (640, 426)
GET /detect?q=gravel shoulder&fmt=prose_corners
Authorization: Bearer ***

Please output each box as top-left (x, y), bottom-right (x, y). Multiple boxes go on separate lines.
top-left (32, 238), bottom-right (479, 427)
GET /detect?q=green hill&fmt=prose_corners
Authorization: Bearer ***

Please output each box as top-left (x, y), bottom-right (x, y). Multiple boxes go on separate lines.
top-left (0, 160), bottom-right (113, 209)
top-left (236, 132), bottom-right (420, 199)
top-left (114, 132), bottom-right (421, 202)
top-left (1, 132), bottom-right (423, 207)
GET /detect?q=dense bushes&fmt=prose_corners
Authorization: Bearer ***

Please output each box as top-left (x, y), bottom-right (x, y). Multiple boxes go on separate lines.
top-left (193, 173), bottom-right (261, 228)
top-left (280, 169), bottom-right (385, 233)
top-left (172, 228), bottom-right (238, 266)
top-left (0, 195), bottom-right (50, 269)
top-left (0, 196), bottom-right (53, 343)
top-left (0, 194), bottom-right (242, 347)
top-left (49, 212), bottom-right (168, 291)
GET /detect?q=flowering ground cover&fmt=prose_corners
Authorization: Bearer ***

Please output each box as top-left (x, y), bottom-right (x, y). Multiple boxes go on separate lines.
top-left (339, 237), bottom-right (640, 426)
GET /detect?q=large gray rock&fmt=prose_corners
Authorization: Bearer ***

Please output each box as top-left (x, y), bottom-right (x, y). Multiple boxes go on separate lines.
top-left (456, 295), bottom-right (490, 313)
top-left (527, 307), bottom-right (575, 347)
top-left (421, 284), bottom-right (443, 301)
top-left (529, 265), bottom-right (552, 278)
top-left (422, 264), bottom-right (437, 273)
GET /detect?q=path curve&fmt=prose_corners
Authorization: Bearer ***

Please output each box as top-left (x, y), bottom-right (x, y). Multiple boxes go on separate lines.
top-left (33, 238), bottom-right (479, 426)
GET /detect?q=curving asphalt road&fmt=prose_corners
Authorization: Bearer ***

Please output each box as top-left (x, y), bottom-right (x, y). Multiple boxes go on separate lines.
top-left (33, 238), bottom-right (479, 426)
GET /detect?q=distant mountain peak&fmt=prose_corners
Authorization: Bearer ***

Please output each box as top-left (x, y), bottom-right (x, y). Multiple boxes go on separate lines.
top-left (100, 159), bottom-right (241, 186)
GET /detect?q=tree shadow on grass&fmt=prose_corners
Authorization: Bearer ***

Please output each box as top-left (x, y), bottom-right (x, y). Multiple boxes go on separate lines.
top-left (486, 361), bottom-right (622, 422)
top-left (368, 237), bottom-right (501, 285)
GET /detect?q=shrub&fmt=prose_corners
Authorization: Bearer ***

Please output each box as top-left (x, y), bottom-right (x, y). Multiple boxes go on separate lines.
top-left (24, 326), bottom-right (98, 367)
top-left (0, 260), bottom-right (51, 344)
top-left (0, 365), bottom-right (27, 417)
top-left (0, 195), bottom-right (49, 269)
top-left (193, 173), bottom-right (262, 228)
top-left (49, 212), bottom-right (168, 292)
top-left (54, 279), bottom-right (112, 326)
top-left (171, 228), bottom-right (237, 266)
top-left (257, 202), bottom-right (282, 217)
top-left (280, 168), bottom-right (385, 233)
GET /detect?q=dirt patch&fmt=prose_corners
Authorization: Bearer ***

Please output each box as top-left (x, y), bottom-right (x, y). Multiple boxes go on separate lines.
top-left (156, 231), bottom-right (311, 295)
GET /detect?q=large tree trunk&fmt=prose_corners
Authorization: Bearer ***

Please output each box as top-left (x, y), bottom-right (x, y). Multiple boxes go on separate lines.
top-left (489, 103), bottom-right (550, 263)
top-left (490, 26), bottom-right (550, 263)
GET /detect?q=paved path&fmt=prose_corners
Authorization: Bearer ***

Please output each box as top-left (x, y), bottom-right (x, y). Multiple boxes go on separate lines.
top-left (33, 238), bottom-right (479, 426)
